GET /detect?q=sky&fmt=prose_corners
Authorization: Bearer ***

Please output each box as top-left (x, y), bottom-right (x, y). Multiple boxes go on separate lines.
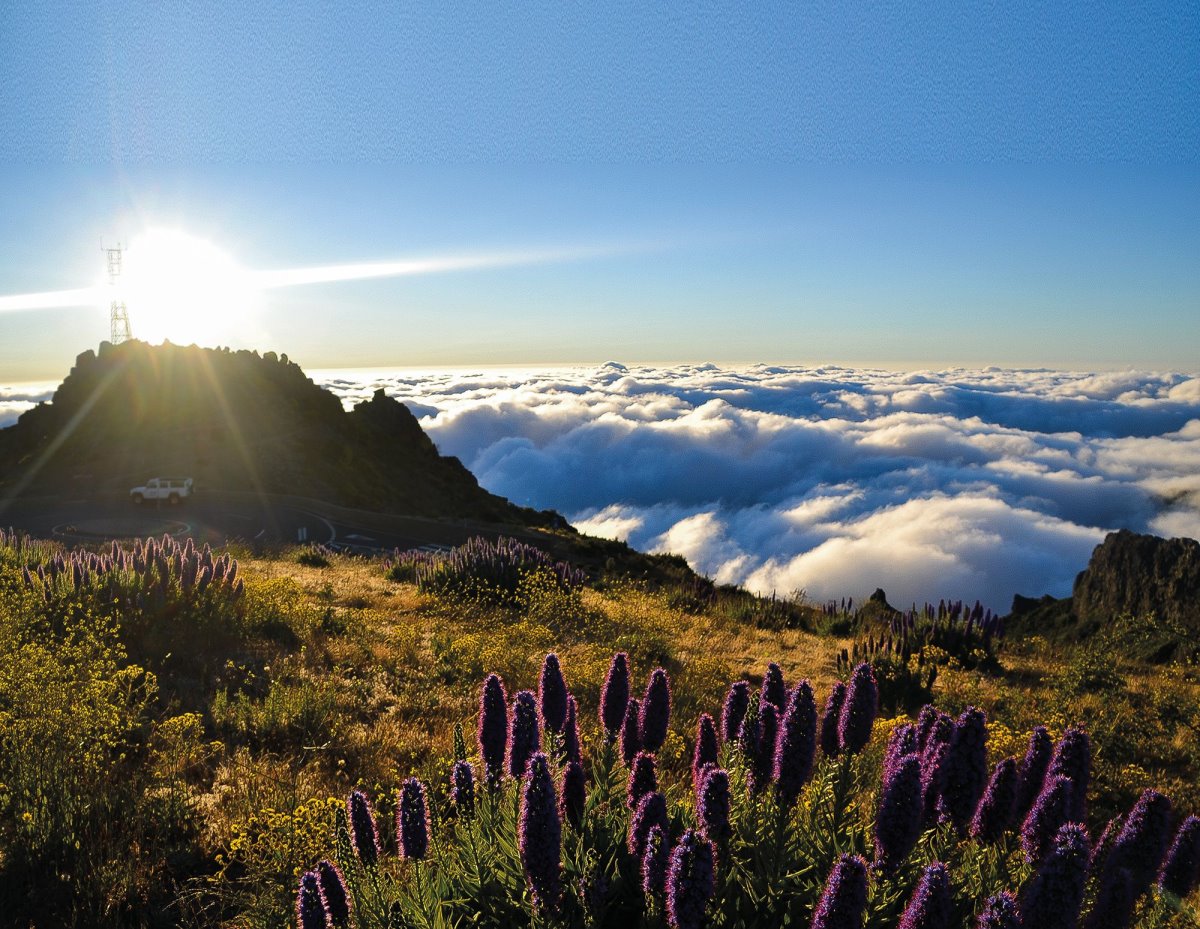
top-left (0, 3), bottom-right (1197, 380)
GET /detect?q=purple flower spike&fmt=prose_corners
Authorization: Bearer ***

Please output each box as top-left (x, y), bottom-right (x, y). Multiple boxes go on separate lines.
top-left (693, 713), bottom-right (719, 786)
top-left (1160, 814), bottom-right (1200, 898)
top-left (1019, 823), bottom-right (1090, 929)
top-left (539, 653), bottom-right (569, 734)
top-left (1106, 788), bottom-right (1173, 896)
top-left (665, 829), bottom-right (715, 929)
top-left (451, 760), bottom-right (476, 819)
top-left (875, 753), bottom-right (924, 872)
top-left (940, 707), bottom-right (988, 831)
top-left (976, 892), bottom-right (1019, 929)
top-left (519, 753), bottom-right (562, 913)
top-left (600, 652), bottom-right (631, 738)
top-left (296, 871), bottom-right (327, 929)
top-left (628, 751), bottom-right (659, 809)
top-left (697, 767), bottom-right (731, 846)
top-left (970, 758), bottom-right (1018, 844)
top-left (478, 673), bottom-right (509, 789)
top-left (347, 789), bottom-right (381, 866)
top-left (629, 791), bottom-right (669, 861)
top-left (621, 698), bottom-right (643, 766)
top-left (762, 661), bottom-right (787, 710)
top-left (884, 723), bottom-right (920, 779)
top-left (721, 681), bottom-right (751, 744)
top-left (397, 777), bottom-right (430, 860)
top-left (811, 853), bottom-right (869, 929)
top-left (1013, 725), bottom-right (1053, 821)
top-left (559, 759), bottom-right (586, 831)
top-left (819, 682), bottom-right (847, 758)
top-left (642, 824), bottom-right (670, 897)
top-left (898, 861), bottom-right (952, 929)
top-left (639, 667), bottom-right (672, 753)
top-left (774, 681), bottom-right (818, 807)
top-left (316, 859), bottom-right (351, 927)
top-left (1021, 774), bottom-right (1075, 864)
top-left (508, 690), bottom-right (541, 778)
top-left (920, 714), bottom-right (956, 823)
top-left (1046, 726), bottom-right (1091, 825)
top-left (563, 695), bottom-right (582, 766)
top-left (916, 705), bottom-right (939, 749)
top-left (838, 663), bottom-right (878, 756)
top-left (751, 702), bottom-right (779, 795)
top-left (1082, 865), bottom-right (1135, 929)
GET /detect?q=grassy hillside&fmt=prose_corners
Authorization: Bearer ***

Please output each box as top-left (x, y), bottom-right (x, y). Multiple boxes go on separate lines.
top-left (0, 531), bottom-right (1198, 927)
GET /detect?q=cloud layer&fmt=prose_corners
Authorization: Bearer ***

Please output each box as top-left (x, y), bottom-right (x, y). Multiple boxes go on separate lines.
top-left (314, 363), bottom-right (1200, 613)
top-left (7, 364), bottom-right (1198, 613)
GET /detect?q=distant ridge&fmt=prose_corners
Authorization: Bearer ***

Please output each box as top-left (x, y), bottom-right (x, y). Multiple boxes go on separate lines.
top-left (0, 340), bottom-right (563, 526)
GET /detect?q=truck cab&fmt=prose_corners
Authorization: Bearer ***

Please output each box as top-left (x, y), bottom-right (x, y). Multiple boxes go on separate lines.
top-left (130, 477), bottom-right (194, 505)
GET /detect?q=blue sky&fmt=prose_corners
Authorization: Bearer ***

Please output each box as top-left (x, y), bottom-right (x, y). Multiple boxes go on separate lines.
top-left (0, 3), bottom-right (1197, 380)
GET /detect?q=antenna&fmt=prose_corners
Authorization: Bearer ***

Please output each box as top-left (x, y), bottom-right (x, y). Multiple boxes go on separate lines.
top-left (103, 240), bottom-right (133, 344)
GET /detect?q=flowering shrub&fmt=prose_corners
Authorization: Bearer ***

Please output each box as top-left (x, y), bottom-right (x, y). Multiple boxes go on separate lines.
top-left (290, 654), bottom-right (1200, 928)
top-left (385, 536), bottom-right (585, 607)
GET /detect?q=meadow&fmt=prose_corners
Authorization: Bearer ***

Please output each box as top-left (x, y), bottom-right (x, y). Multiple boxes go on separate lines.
top-left (0, 529), bottom-right (1198, 928)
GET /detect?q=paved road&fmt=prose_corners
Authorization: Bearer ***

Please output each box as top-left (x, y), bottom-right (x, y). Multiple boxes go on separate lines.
top-left (0, 490), bottom-right (509, 555)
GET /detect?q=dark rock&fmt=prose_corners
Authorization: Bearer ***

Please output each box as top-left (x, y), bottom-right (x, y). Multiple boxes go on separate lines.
top-left (1073, 530), bottom-right (1200, 628)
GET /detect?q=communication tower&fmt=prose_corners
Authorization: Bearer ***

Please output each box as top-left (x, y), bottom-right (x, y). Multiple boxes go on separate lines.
top-left (103, 242), bottom-right (133, 344)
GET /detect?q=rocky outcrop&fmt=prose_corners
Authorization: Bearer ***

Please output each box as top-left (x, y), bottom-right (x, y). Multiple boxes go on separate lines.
top-left (0, 340), bottom-right (563, 526)
top-left (1072, 529), bottom-right (1200, 628)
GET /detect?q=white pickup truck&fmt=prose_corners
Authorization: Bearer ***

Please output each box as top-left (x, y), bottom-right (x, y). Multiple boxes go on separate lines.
top-left (130, 477), bottom-right (194, 505)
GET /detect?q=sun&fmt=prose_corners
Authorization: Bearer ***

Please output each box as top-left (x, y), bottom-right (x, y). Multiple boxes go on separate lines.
top-left (115, 229), bottom-right (258, 346)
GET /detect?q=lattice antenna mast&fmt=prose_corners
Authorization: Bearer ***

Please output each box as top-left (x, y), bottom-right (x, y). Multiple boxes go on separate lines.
top-left (103, 241), bottom-right (133, 344)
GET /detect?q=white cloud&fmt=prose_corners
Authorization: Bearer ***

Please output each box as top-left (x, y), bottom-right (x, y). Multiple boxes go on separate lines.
top-left (305, 364), bottom-right (1200, 611)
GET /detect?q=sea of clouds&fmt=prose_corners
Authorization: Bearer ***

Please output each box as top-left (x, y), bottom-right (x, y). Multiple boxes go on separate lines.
top-left (5, 364), bottom-right (1198, 613)
top-left (313, 363), bottom-right (1200, 613)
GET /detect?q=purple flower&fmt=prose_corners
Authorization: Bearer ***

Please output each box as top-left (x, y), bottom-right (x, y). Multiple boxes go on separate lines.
top-left (920, 713), bottom-right (955, 824)
top-left (316, 859), bottom-right (351, 927)
top-left (774, 680), bottom-right (818, 807)
top-left (600, 652), bottom-right (631, 738)
top-left (478, 673), bottom-right (509, 789)
top-left (875, 753), bottom-right (924, 871)
top-left (1106, 788), bottom-right (1172, 896)
top-left (519, 753), bottom-right (562, 912)
top-left (838, 664), bottom-right (878, 756)
top-left (1160, 814), bottom-right (1200, 899)
top-left (451, 760), bottom-right (475, 819)
top-left (721, 681), bottom-right (750, 744)
top-left (629, 791), bottom-right (669, 861)
top-left (1019, 823), bottom-right (1090, 929)
top-left (1090, 814), bottom-right (1123, 875)
top-left (820, 682), bottom-right (847, 758)
top-left (642, 824), bottom-right (670, 897)
top-left (916, 705), bottom-right (939, 749)
top-left (562, 694), bottom-right (582, 766)
top-left (761, 661), bottom-right (787, 710)
top-left (296, 870), bottom-right (327, 929)
top-left (736, 695), bottom-right (761, 767)
top-left (811, 853), bottom-right (869, 929)
top-left (693, 713), bottom-right (719, 786)
top-left (1046, 726), bottom-right (1090, 825)
top-left (639, 667), bottom-right (672, 753)
top-left (697, 767), bottom-right (731, 847)
top-left (628, 751), bottom-right (659, 809)
top-left (621, 698), bottom-right (642, 766)
top-left (751, 702), bottom-right (779, 795)
top-left (970, 758), bottom-right (1018, 844)
top-left (1082, 865), bottom-right (1135, 929)
top-left (975, 892), bottom-right (1019, 929)
top-left (1014, 725), bottom-right (1053, 821)
top-left (508, 690), bottom-right (541, 778)
top-left (884, 723), bottom-right (920, 779)
top-left (538, 652), bottom-right (569, 734)
top-left (347, 789), bottom-right (381, 866)
top-left (939, 707), bottom-right (988, 831)
top-left (898, 861), bottom-right (951, 929)
top-left (1021, 775), bottom-right (1075, 864)
top-left (397, 777), bottom-right (430, 860)
top-left (559, 759), bottom-right (586, 831)
top-left (665, 829), bottom-right (715, 929)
